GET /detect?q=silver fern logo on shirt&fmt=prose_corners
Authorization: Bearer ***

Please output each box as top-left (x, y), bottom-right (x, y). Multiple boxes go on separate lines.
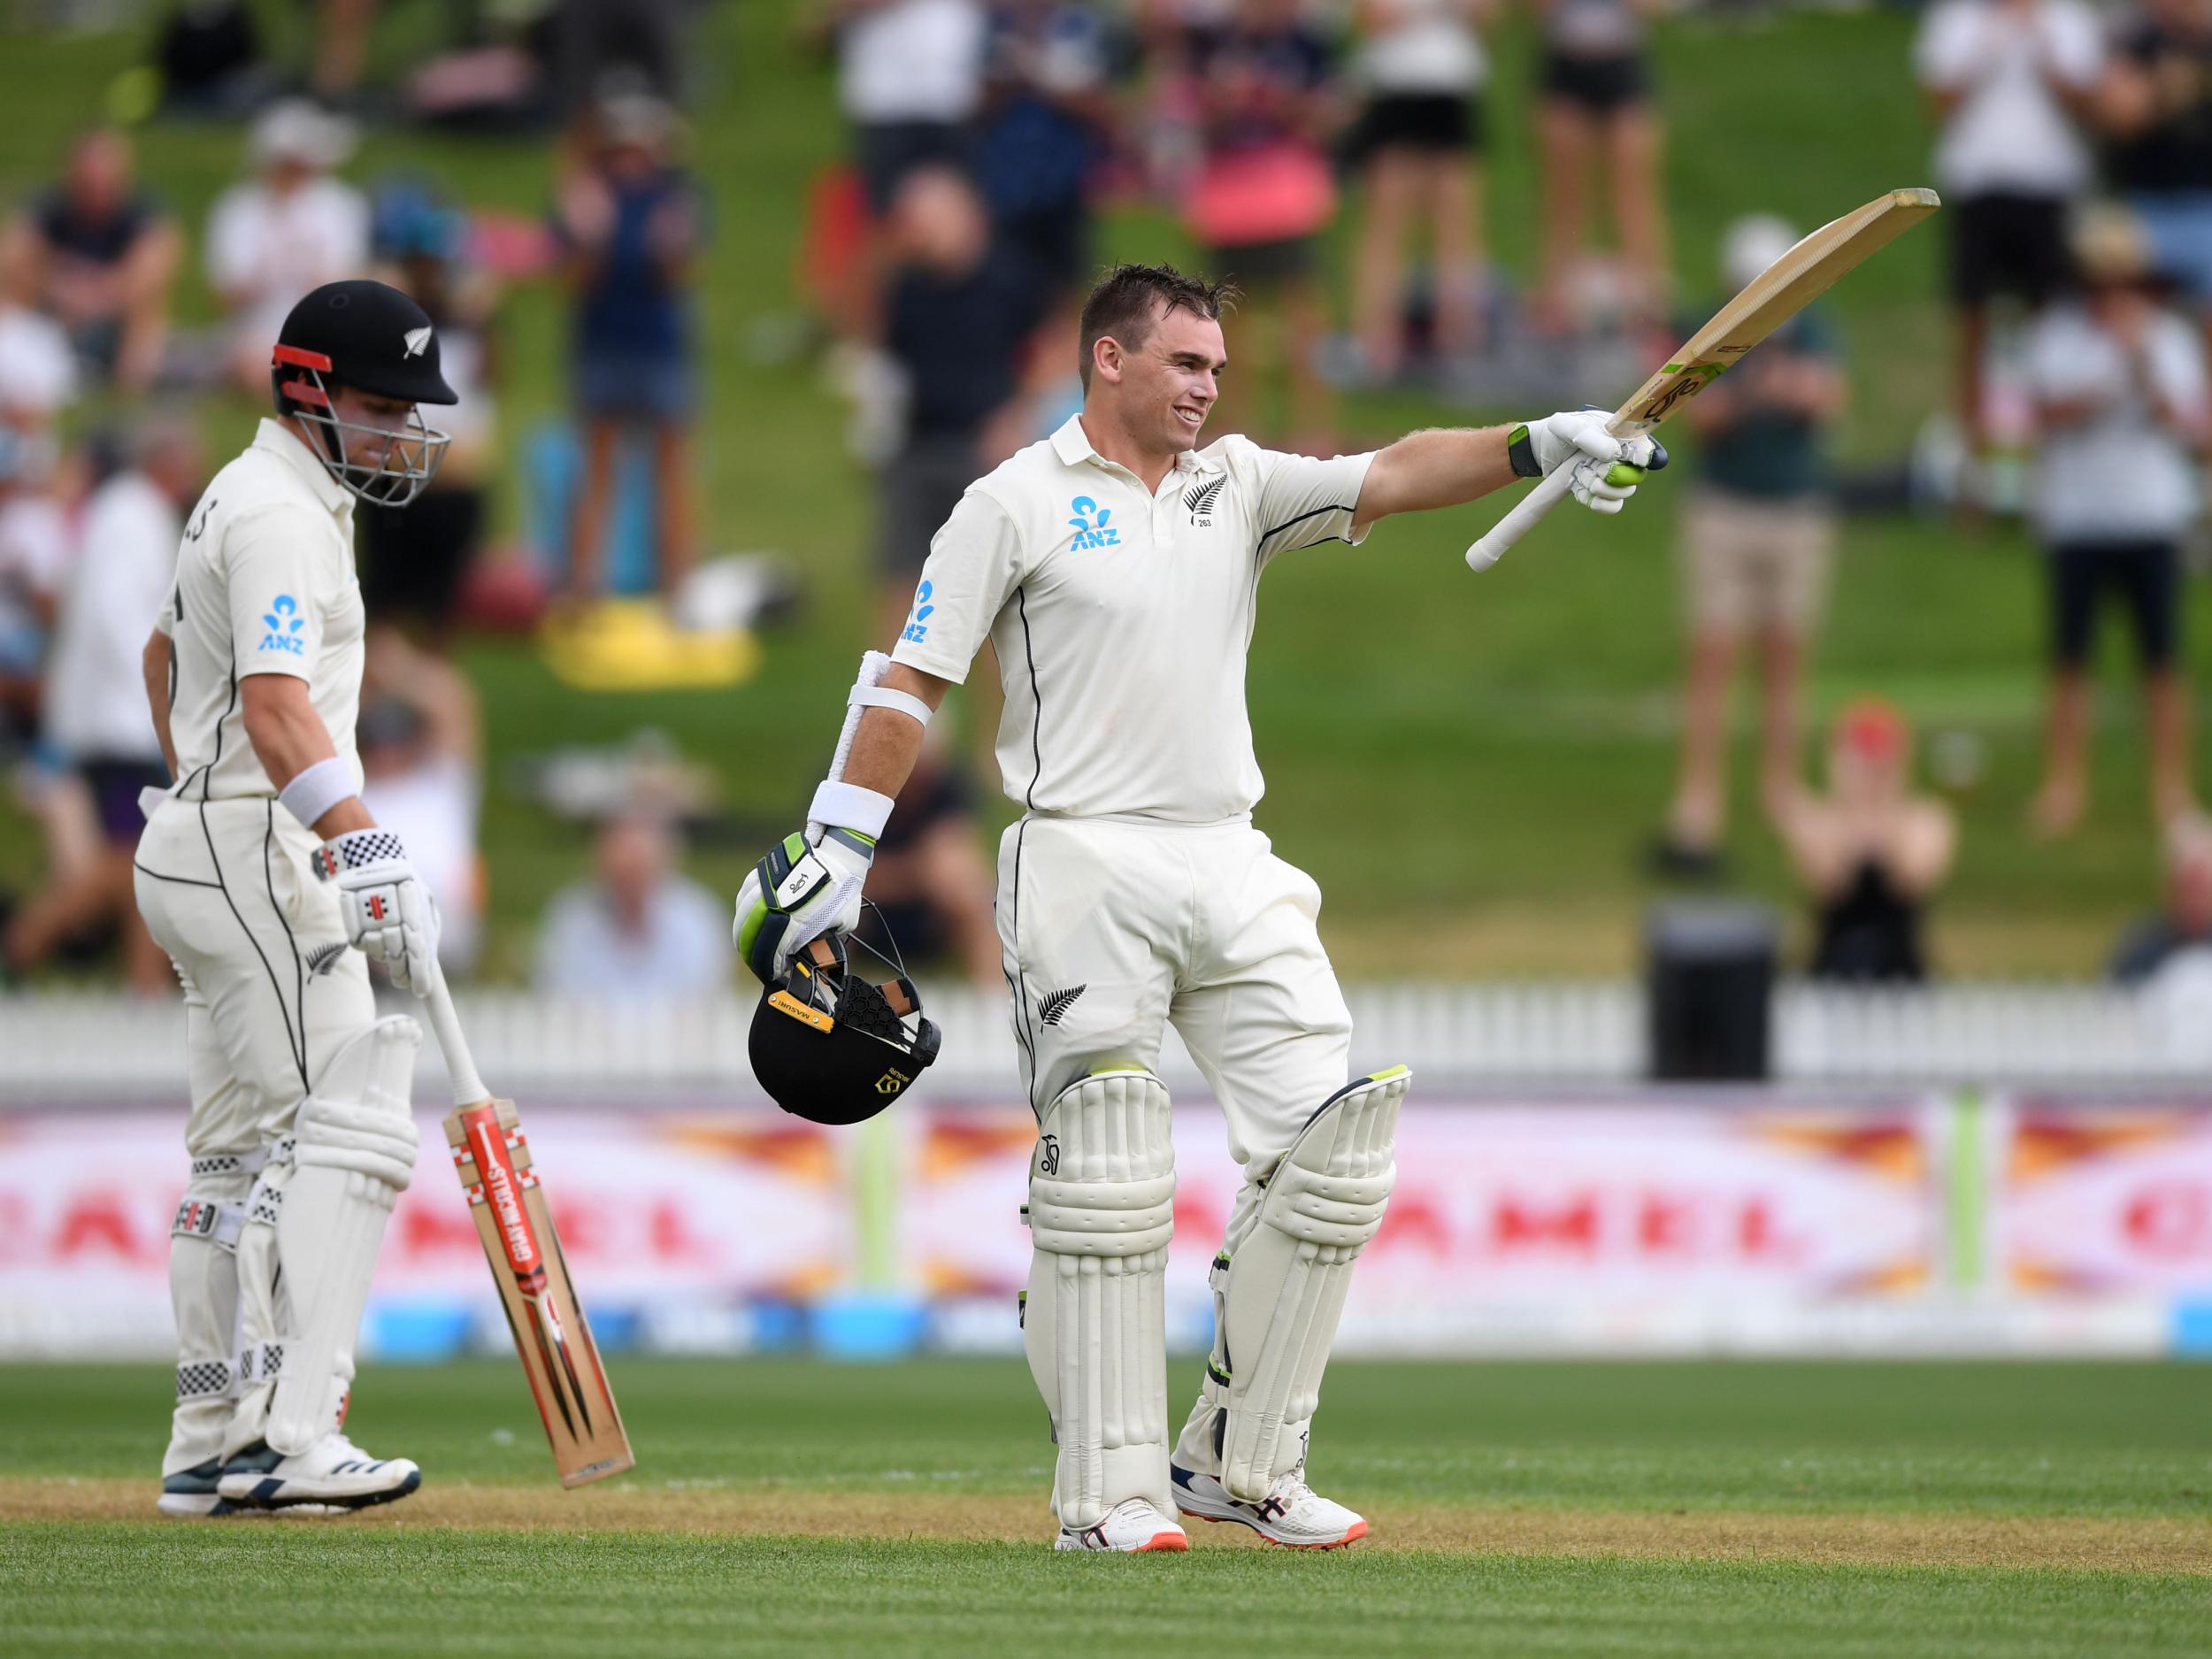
top-left (1184, 477), bottom-right (1225, 527)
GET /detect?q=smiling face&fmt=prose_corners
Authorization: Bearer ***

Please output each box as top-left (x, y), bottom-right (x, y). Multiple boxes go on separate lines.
top-left (1089, 301), bottom-right (1226, 458)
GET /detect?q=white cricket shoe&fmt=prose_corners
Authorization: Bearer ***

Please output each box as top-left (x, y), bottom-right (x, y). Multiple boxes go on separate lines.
top-left (157, 1457), bottom-right (235, 1517)
top-left (1054, 1498), bottom-right (1190, 1553)
top-left (1171, 1463), bottom-right (1369, 1549)
top-left (216, 1433), bottom-right (422, 1512)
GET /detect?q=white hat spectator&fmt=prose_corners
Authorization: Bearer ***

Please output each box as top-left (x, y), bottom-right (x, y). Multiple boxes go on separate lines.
top-left (248, 97), bottom-right (357, 171)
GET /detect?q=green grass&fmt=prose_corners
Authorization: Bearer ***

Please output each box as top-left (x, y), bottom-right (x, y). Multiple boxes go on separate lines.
top-left (6, 1357), bottom-right (2212, 1517)
top-left (6, 1528), bottom-right (2207, 1659)
top-left (2, 4), bottom-right (2208, 978)
top-left (2, 1358), bottom-right (2209, 1656)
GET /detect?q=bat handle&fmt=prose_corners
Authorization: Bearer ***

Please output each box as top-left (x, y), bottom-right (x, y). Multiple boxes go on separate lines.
top-left (421, 963), bottom-right (491, 1109)
top-left (1465, 465), bottom-right (1576, 572)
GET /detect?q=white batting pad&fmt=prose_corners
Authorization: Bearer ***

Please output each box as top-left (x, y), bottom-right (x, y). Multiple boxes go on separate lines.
top-left (252, 1017), bottom-right (421, 1456)
top-left (165, 1161), bottom-right (250, 1476)
top-left (1023, 1068), bottom-right (1177, 1530)
top-left (1188, 1065), bottom-right (1406, 1501)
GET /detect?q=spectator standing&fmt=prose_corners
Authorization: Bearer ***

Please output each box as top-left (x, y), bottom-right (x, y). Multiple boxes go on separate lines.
top-left (832, 0), bottom-right (988, 213)
top-left (361, 185), bottom-right (499, 645)
top-left (1179, 0), bottom-right (1341, 442)
top-left (204, 100), bottom-right (369, 393)
top-left (1655, 217), bottom-right (1847, 877)
top-left (4, 421), bottom-right (201, 992)
top-left (2110, 811), bottom-right (2212, 982)
top-left (1347, 0), bottom-right (1491, 379)
top-left (2099, 0), bottom-right (2212, 348)
top-left (534, 810), bottom-right (730, 1001)
top-left (1532, 0), bottom-right (1667, 334)
top-left (552, 91), bottom-right (704, 603)
top-left (876, 167), bottom-right (1049, 634)
top-left (359, 627), bottom-right (485, 975)
top-left (1777, 699), bottom-right (1957, 984)
top-left (978, 0), bottom-right (1121, 321)
top-left (1914, 0), bottom-right (2103, 472)
top-left (2023, 204), bottom-right (2208, 837)
top-left (0, 128), bottom-right (181, 394)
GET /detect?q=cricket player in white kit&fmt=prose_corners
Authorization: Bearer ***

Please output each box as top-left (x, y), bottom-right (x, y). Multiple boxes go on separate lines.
top-left (736, 265), bottom-right (1660, 1551)
top-left (134, 279), bottom-right (456, 1516)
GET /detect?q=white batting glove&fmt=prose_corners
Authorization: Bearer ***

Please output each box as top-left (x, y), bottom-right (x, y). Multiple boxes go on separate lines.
top-left (313, 827), bottom-right (442, 995)
top-left (733, 827), bottom-right (874, 985)
top-left (1516, 408), bottom-right (1668, 516)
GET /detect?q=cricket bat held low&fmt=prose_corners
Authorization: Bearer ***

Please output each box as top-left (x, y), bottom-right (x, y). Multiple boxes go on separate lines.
top-left (426, 972), bottom-right (634, 1488)
top-left (1466, 187), bottom-right (1941, 572)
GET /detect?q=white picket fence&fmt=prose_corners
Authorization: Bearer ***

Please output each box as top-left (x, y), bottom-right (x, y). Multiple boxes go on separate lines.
top-left (2, 979), bottom-right (2205, 1102)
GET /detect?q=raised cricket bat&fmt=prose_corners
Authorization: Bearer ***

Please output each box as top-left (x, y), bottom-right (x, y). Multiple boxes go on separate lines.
top-left (425, 970), bottom-right (633, 1488)
top-left (1466, 187), bottom-right (1940, 572)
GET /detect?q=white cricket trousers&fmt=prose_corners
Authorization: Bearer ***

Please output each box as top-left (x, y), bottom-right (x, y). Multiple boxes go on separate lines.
top-left (134, 796), bottom-right (375, 1157)
top-left (996, 814), bottom-right (1355, 1176)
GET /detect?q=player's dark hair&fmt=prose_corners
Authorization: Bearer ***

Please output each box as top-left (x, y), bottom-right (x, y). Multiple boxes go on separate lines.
top-left (1077, 263), bottom-right (1237, 388)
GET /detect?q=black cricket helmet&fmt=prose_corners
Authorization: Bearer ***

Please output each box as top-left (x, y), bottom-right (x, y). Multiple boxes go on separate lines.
top-left (272, 278), bottom-right (457, 507)
top-left (749, 926), bottom-right (941, 1125)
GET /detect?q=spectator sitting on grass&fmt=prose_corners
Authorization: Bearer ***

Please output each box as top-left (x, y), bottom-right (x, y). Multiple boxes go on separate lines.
top-left (1776, 699), bottom-right (1957, 985)
top-left (0, 127), bottom-right (181, 393)
top-left (2109, 812), bottom-right (2212, 983)
top-left (534, 809), bottom-right (730, 1001)
top-left (204, 99), bottom-right (368, 393)
top-left (359, 627), bottom-right (486, 977)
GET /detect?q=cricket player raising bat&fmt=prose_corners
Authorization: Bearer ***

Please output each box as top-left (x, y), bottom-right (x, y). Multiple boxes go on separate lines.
top-left (736, 263), bottom-right (1661, 1552)
top-left (134, 280), bottom-right (457, 1516)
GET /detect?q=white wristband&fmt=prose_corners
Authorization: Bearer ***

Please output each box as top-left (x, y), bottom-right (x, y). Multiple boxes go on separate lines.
top-left (808, 780), bottom-right (895, 841)
top-left (277, 756), bottom-right (358, 831)
top-left (849, 683), bottom-right (932, 729)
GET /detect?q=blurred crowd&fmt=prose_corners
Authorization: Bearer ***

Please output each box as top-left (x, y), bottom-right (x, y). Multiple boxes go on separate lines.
top-left (1, 0), bottom-right (2209, 1000)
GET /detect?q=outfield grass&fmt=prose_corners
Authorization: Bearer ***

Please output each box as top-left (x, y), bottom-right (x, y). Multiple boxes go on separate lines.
top-left (2, 3), bottom-right (2208, 979)
top-left (1, 1358), bottom-right (2207, 1656)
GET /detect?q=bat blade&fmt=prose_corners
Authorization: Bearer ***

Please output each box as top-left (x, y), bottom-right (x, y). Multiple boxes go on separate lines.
top-left (449, 1100), bottom-right (634, 1487)
top-left (1466, 187), bottom-right (1939, 571)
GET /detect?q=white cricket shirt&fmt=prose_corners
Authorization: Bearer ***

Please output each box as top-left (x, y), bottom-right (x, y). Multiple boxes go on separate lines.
top-left (157, 419), bottom-right (366, 802)
top-left (891, 413), bottom-right (1374, 823)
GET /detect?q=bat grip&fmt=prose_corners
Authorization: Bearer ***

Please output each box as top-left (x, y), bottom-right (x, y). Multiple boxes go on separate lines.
top-left (1466, 465), bottom-right (1575, 572)
top-left (422, 963), bottom-right (491, 1108)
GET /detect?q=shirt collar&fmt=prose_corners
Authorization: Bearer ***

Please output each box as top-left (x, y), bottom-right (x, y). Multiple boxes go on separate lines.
top-left (1050, 412), bottom-right (1225, 477)
top-left (252, 418), bottom-right (356, 519)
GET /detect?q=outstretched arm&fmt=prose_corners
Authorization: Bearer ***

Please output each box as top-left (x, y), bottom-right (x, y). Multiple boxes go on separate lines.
top-left (1350, 426), bottom-right (1521, 536)
top-left (1352, 412), bottom-right (1662, 539)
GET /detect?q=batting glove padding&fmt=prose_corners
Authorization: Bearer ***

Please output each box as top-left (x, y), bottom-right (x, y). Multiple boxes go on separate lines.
top-left (733, 828), bottom-right (874, 985)
top-left (314, 827), bottom-right (442, 994)
top-left (1513, 408), bottom-right (1669, 516)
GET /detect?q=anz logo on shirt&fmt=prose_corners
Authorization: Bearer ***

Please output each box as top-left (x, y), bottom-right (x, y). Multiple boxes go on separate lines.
top-left (258, 593), bottom-right (306, 656)
top-left (902, 580), bottom-right (934, 644)
top-left (1068, 495), bottom-right (1119, 550)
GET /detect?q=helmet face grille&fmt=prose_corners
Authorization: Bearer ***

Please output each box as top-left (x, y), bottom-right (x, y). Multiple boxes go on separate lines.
top-left (277, 357), bottom-right (452, 507)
